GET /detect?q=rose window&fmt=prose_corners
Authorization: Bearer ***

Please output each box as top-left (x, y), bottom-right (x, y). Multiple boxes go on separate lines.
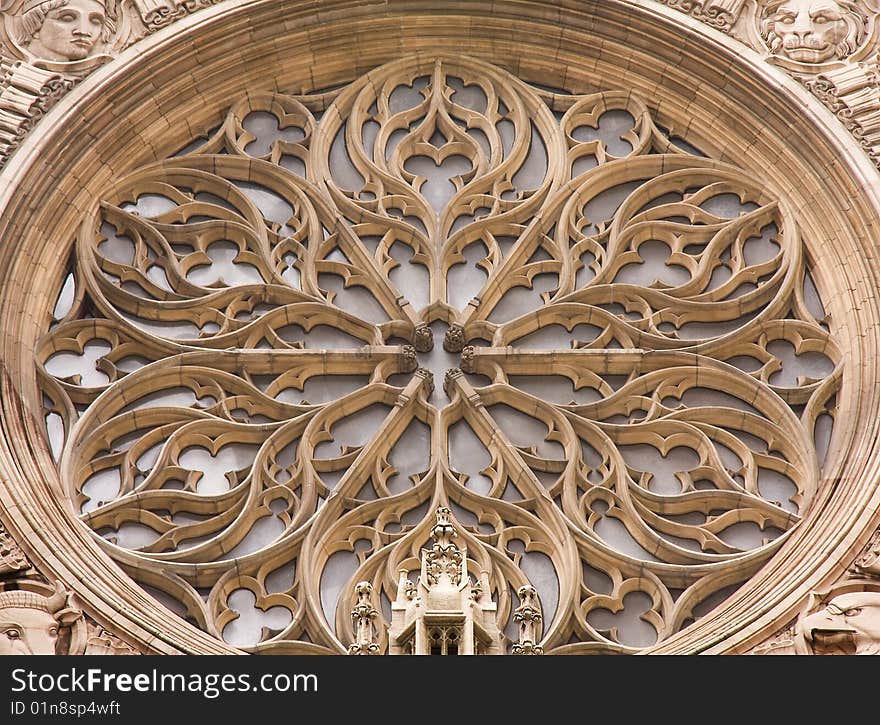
top-left (37, 55), bottom-right (841, 654)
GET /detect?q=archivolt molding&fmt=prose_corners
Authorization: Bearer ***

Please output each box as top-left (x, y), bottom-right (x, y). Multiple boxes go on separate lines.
top-left (1, 0), bottom-right (880, 656)
top-left (2, 1), bottom-right (880, 171)
top-left (659, 0), bottom-right (880, 167)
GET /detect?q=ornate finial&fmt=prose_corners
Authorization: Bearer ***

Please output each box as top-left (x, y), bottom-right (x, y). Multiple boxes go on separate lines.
top-left (348, 581), bottom-right (380, 655)
top-left (511, 584), bottom-right (544, 655)
top-left (443, 324), bottom-right (466, 352)
top-left (424, 507), bottom-right (463, 588)
top-left (413, 325), bottom-right (433, 353)
top-left (415, 367), bottom-right (435, 398)
top-left (459, 345), bottom-right (476, 373)
top-left (443, 367), bottom-right (463, 397)
top-left (432, 506), bottom-right (456, 545)
top-left (400, 344), bottom-right (418, 373)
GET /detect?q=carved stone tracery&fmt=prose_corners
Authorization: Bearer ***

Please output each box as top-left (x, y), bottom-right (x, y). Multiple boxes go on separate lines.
top-left (0, 0), bottom-right (879, 177)
top-left (31, 53), bottom-right (843, 654)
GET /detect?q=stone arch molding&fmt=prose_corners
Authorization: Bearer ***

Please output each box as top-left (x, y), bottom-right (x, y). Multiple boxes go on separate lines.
top-left (1, 1), bottom-right (880, 170)
top-left (0, 0), bottom-right (879, 656)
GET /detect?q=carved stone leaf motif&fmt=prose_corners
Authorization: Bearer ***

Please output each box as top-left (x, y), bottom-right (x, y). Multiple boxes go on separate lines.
top-left (0, 521), bottom-right (29, 574)
top-left (658, 0), bottom-right (748, 30)
top-left (39, 55), bottom-right (840, 654)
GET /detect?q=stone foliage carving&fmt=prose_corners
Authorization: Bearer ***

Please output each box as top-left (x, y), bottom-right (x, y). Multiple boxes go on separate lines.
top-left (853, 529), bottom-right (880, 577)
top-left (658, 0), bottom-right (749, 30)
top-left (36, 54), bottom-right (841, 654)
top-left (0, 522), bottom-right (29, 575)
top-left (84, 624), bottom-right (138, 654)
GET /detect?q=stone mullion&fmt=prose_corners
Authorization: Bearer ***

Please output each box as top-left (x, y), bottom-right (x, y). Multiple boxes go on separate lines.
top-left (443, 368), bottom-right (580, 646)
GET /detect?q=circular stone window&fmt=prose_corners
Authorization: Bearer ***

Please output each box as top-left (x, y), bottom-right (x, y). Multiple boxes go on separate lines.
top-left (0, 1), bottom-right (877, 656)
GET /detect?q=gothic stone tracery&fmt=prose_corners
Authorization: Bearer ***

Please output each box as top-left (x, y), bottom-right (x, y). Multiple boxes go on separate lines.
top-left (34, 54), bottom-right (841, 654)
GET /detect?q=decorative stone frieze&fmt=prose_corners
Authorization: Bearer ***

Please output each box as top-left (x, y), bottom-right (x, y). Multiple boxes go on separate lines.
top-left (657, 0), bottom-right (749, 30)
top-left (0, 521), bottom-right (28, 575)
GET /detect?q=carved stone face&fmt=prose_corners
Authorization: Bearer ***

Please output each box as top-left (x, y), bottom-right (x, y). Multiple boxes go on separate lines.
top-left (799, 592), bottom-right (880, 654)
top-left (766, 0), bottom-right (861, 63)
top-left (27, 0), bottom-right (106, 62)
top-left (0, 606), bottom-right (59, 655)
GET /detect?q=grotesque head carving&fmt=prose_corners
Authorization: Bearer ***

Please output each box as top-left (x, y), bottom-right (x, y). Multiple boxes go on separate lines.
top-left (12, 0), bottom-right (115, 62)
top-left (0, 581), bottom-right (79, 655)
top-left (761, 0), bottom-right (866, 63)
top-left (798, 591), bottom-right (880, 654)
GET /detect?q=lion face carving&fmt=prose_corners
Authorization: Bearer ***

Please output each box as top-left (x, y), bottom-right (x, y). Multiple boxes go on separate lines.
top-left (798, 592), bottom-right (880, 654)
top-left (761, 0), bottom-right (866, 63)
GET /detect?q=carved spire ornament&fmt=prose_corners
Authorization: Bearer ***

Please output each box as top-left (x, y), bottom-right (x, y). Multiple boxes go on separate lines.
top-left (511, 585), bottom-right (544, 655)
top-left (388, 507), bottom-right (503, 654)
top-left (348, 581), bottom-right (380, 655)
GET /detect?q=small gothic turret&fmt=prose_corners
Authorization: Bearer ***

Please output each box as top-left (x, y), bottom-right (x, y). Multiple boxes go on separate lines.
top-left (511, 584), bottom-right (544, 655)
top-left (388, 506), bottom-right (503, 655)
top-left (348, 581), bottom-right (380, 655)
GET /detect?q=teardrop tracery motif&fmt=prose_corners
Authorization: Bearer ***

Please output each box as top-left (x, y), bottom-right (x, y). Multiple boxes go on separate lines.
top-left (37, 55), bottom-right (841, 654)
